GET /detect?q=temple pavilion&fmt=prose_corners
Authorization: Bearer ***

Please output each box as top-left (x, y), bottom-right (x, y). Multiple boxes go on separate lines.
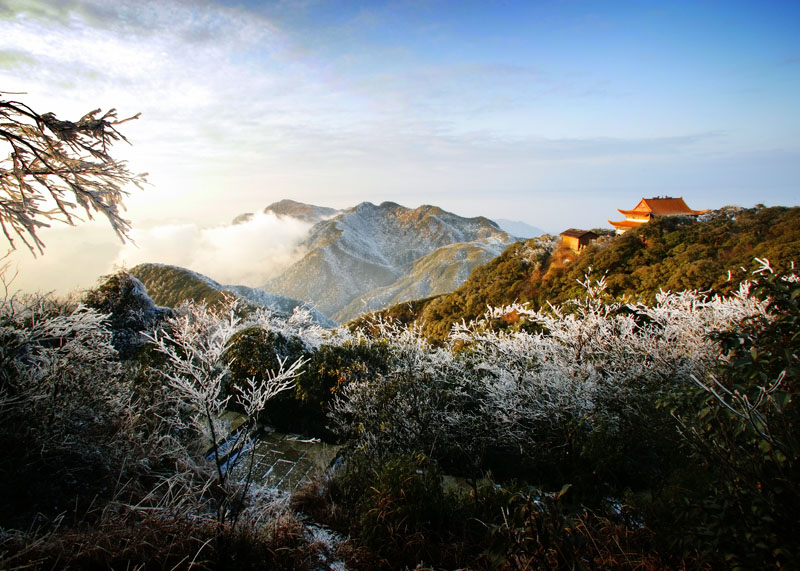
top-left (609, 196), bottom-right (708, 234)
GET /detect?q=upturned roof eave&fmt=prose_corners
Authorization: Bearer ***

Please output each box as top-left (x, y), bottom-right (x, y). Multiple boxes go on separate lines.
top-left (608, 219), bottom-right (643, 229)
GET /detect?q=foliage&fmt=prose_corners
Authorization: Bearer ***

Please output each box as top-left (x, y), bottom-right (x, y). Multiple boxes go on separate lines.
top-left (0, 95), bottom-right (145, 253)
top-left (317, 452), bottom-right (669, 570)
top-left (351, 453), bottom-right (449, 566)
top-left (0, 293), bottom-right (127, 527)
top-left (347, 295), bottom-right (437, 331)
top-left (145, 297), bottom-right (305, 526)
top-left (369, 206), bottom-right (800, 341)
top-left (329, 321), bottom-right (469, 469)
top-left (224, 326), bottom-right (308, 394)
top-left (660, 262), bottom-right (800, 568)
top-left (5, 249), bottom-right (800, 569)
top-left (485, 488), bottom-right (666, 570)
top-left (290, 340), bottom-right (392, 439)
top-left (0, 501), bottom-right (328, 571)
top-left (222, 324), bottom-right (312, 432)
top-left (128, 262), bottom-right (231, 308)
top-left (1, 287), bottom-right (333, 569)
top-left (334, 275), bottom-right (765, 492)
top-left (322, 452), bottom-right (511, 569)
top-left (313, 267), bottom-right (798, 568)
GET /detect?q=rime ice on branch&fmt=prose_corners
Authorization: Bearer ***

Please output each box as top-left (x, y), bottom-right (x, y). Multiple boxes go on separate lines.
top-left (0, 94), bottom-right (146, 253)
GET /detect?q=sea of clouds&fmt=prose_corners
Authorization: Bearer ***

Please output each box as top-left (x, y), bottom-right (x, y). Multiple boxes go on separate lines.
top-left (7, 211), bottom-right (314, 296)
top-left (113, 211), bottom-right (313, 287)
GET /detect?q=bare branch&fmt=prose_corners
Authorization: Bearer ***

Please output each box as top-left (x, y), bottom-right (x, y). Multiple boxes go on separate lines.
top-left (0, 97), bottom-right (147, 254)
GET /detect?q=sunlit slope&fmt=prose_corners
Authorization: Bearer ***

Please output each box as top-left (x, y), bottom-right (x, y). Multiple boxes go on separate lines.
top-left (365, 206), bottom-right (800, 340)
top-left (336, 241), bottom-right (504, 321)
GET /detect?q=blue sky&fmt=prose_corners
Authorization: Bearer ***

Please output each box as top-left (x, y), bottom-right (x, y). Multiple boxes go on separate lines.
top-left (1, 0), bottom-right (798, 291)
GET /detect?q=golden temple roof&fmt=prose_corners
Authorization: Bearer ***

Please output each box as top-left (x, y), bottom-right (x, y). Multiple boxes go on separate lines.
top-left (618, 197), bottom-right (708, 217)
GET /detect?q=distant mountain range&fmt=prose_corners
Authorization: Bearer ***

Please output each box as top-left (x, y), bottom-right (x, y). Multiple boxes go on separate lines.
top-left (128, 199), bottom-right (542, 325)
top-left (260, 200), bottom-right (518, 322)
top-left (493, 218), bottom-right (545, 238)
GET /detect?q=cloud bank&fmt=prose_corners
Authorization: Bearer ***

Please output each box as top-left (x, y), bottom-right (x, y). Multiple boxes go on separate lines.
top-left (114, 212), bottom-right (312, 287)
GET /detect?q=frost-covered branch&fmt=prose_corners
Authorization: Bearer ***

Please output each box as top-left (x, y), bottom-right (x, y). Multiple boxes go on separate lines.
top-left (0, 97), bottom-right (147, 253)
top-left (143, 296), bottom-right (308, 523)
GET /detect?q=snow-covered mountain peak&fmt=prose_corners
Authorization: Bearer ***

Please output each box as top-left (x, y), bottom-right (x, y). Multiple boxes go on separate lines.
top-left (264, 200), bottom-right (520, 321)
top-left (263, 199), bottom-right (340, 224)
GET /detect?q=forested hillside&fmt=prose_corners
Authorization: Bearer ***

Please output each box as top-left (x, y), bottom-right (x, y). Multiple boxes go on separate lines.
top-left (373, 206), bottom-right (800, 340)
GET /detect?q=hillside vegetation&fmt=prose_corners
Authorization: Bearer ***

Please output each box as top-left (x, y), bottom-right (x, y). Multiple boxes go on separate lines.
top-left (3, 261), bottom-right (798, 569)
top-left (127, 263), bottom-right (335, 326)
top-left (371, 206), bottom-right (800, 340)
top-left (2, 205), bottom-right (799, 569)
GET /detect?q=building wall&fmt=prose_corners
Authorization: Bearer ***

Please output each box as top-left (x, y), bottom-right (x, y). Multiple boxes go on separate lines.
top-left (562, 235), bottom-right (581, 251)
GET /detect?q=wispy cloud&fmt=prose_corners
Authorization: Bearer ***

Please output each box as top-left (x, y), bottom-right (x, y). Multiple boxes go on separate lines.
top-left (0, 0), bottom-right (352, 161)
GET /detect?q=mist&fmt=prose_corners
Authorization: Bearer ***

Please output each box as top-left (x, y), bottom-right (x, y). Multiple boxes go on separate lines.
top-left (114, 212), bottom-right (312, 287)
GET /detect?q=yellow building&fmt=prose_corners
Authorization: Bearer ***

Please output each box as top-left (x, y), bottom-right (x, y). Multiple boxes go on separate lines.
top-left (609, 196), bottom-right (708, 234)
top-left (560, 228), bottom-right (599, 252)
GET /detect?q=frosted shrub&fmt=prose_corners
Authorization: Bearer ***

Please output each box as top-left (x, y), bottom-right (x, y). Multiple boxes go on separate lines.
top-left (0, 286), bottom-right (329, 564)
top-left (661, 267), bottom-right (800, 567)
top-left (144, 296), bottom-right (306, 523)
top-left (448, 276), bottom-right (767, 453)
top-left (628, 281), bottom-right (765, 378)
top-left (331, 273), bottom-right (770, 487)
top-left (0, 295), bottom-right (122, 438)
top-left (0, 292), bottom-right (143, 530)
top-left (146, 297), bottom-right (306, 438)
top-left (83, 272), bottom-right (173, 358)
top-left (330, 318), bottom-right (472, 465)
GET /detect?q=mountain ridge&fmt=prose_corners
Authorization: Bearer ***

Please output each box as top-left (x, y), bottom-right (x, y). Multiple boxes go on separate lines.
top-left (494, 218), bottom-right (546, 238)
top-left (232, 199), bottom-right (340, 225)
top-left (262, 201), bottom-right (517, 322)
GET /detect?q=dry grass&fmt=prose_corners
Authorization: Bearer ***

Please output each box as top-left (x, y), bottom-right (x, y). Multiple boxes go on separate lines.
top-left (0, 504), bottom-right (325, 571)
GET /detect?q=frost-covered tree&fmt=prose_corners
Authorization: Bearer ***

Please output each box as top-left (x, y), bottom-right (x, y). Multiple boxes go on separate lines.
top-left (0, 291), bottom-right (134, 527)
top-left (331, 273), bottom-right (769, 489)
top-left (0, 295), bottom-right (122, 435)
top-left (329, 319), bottom-right (468, 464)
top-left (452, 275), bottom-right (766, 450)
top-left (145, 296), bottom-right (306, 524)
top-left (0, 94), bottom-right (146, 253)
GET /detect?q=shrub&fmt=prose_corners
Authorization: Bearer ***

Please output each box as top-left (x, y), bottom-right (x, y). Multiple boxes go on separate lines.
top-left (486, 487), bottom-right (667, 570)
top-left (0, 293), bottom-right (128, 527)
top-left (0, 505), bottom-right (325, 571)
top-left (290, 341), bottom-right (392, 439)
top-left (84, 272), bottom-right (173, 359)
top-left (662, 265), bottom-right (799, 568)
top-left (222, 325), bottom-right (315, 432)
top-left (326, 452), bottom-right (490, 569)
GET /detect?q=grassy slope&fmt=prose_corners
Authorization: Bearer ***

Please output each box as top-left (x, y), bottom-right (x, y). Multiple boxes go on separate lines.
top-left (128, 263), bottom-right (228, 308)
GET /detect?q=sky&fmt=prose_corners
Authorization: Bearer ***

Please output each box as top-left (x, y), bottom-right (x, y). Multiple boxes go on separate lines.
top-left (1, 0), bottom-right (798, 293)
